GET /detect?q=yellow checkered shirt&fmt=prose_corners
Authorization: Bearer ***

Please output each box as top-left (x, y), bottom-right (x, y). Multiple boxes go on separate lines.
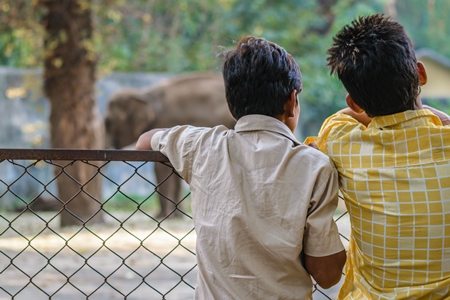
top-left (307, 109), bottom-right (450, 299)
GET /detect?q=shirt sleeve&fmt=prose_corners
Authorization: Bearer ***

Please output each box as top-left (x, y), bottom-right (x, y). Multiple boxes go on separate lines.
top-left (302, 164), bottom-right (344, 257)
top-left (150, 125), bottom-right (202, 183)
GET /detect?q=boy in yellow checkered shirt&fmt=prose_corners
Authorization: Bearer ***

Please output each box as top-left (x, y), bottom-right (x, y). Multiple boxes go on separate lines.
top-left (307, 14), bottom-right (450, 299)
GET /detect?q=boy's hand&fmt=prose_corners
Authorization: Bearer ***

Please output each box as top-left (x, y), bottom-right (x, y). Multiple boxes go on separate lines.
top-left (336, 107), bottom-right (372, 126)
top-left (305, 250), bottom-right (346, 289)
top-left (308, 142), bottom-right (318, 150)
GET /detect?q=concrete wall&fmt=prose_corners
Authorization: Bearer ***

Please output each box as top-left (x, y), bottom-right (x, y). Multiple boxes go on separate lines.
top-left (416, 49), bottom-right (450, 100)
top-left (419, 57), bottom-right (450, 99)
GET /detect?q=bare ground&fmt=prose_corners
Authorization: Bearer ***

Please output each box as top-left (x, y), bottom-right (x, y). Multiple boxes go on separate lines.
top-left (0, 212), bottom-right (197, 300)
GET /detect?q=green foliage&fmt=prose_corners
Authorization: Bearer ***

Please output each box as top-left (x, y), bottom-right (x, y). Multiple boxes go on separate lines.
top-left (93, 0), bottom-right (232, 73)
top-left (397, 0), bottom-right (450, 58)
top-left (0, 1), bottom-right (44, 67)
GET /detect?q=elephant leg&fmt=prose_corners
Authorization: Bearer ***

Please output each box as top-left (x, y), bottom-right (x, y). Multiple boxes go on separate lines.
top-left (171, 176), bottom-right (183, 217)
top-left (155, 162), bottom-right (170, 218)
top-left (154, 162), bottom-right (183, 219)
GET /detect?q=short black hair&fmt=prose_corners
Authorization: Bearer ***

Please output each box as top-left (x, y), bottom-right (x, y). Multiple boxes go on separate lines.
top-left (220, 36), bottom-right (302, 120)
top-left (327, 14), bottom-right (419, 117)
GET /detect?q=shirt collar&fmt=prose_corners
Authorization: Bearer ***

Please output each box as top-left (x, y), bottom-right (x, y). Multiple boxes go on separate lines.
top-left (235, 115), bottom-right (300, 146)
top-left (368, 109), bottom-right (443, 129)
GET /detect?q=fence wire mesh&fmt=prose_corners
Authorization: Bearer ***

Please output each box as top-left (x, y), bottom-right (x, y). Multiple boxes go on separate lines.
top-left (0, 149), bottom-right (349, 300)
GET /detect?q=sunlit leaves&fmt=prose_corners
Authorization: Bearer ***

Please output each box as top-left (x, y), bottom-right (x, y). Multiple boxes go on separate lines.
top-left (106, 8), bottom-right (122, 23)
top-left (0, 0), bottom-right (44, 67)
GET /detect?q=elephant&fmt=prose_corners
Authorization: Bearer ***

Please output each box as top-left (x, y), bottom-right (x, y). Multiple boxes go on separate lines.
top-left (104, 72), bottom-right (236, 219)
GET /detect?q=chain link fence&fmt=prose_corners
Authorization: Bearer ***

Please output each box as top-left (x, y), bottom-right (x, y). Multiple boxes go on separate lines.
top-left (0, 149), bottom-right (349, 300)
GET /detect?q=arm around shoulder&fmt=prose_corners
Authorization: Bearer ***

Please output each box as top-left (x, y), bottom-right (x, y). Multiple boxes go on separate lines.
top-left (305, 250), bottom-right (346, 289)
top-left (422, 104), bottom-right (450, 126)
top-left (135, 128), bottom-right (167, 150)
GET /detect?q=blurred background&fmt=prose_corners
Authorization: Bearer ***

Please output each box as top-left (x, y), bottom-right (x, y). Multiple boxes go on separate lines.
top-left (0, 0), bottom-right (449, 211)
top-left (1, 0), bottom-right (449, 144)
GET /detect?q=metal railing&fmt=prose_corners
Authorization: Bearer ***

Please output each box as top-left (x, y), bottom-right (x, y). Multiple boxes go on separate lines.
top-left (0, 149), bottom-right (349, 300)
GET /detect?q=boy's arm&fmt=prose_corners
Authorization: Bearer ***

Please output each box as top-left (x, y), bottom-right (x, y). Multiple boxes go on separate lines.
top-left (135, 128), bottom-right (167, 150)
top-left (337, 105), bottom-right (450, 126)
top-left (136, 126), bottom-right (197, 182)
top-left (422, 104), bottom-right (450, 125)
top-left (303, 164), bottom-right (346, 289)
top-left (305, 250), bottom-right (346, 289)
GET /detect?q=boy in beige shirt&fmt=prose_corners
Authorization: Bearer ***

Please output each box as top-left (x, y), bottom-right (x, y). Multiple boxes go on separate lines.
top-left (137, 36), bottom-right (346, 299)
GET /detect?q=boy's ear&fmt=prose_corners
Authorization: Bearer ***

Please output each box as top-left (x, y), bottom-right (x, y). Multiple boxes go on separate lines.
top-left (284, 89), bottom-right (297, 118)
top-left (417, 61), bottom-right (428, 86)
top-left (346, 94), bottom-right (364, 114)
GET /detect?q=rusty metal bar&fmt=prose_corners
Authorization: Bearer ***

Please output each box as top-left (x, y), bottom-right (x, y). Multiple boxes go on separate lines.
top-left (0, 149), bottom-right (169, 162)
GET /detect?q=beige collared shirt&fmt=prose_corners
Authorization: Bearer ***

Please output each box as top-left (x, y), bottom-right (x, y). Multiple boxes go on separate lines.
top-left (152, 115), bottom-right (344, 300)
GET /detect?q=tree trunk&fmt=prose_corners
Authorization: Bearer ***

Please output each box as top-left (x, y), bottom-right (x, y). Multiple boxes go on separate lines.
top-left (40, 0), bottom-right (104, 227)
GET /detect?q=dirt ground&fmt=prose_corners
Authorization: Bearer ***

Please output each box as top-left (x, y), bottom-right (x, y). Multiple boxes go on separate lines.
top-left (0, 212), bottom-right (197, 300)
top-left (0, 210), bottom-right (350, 300)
